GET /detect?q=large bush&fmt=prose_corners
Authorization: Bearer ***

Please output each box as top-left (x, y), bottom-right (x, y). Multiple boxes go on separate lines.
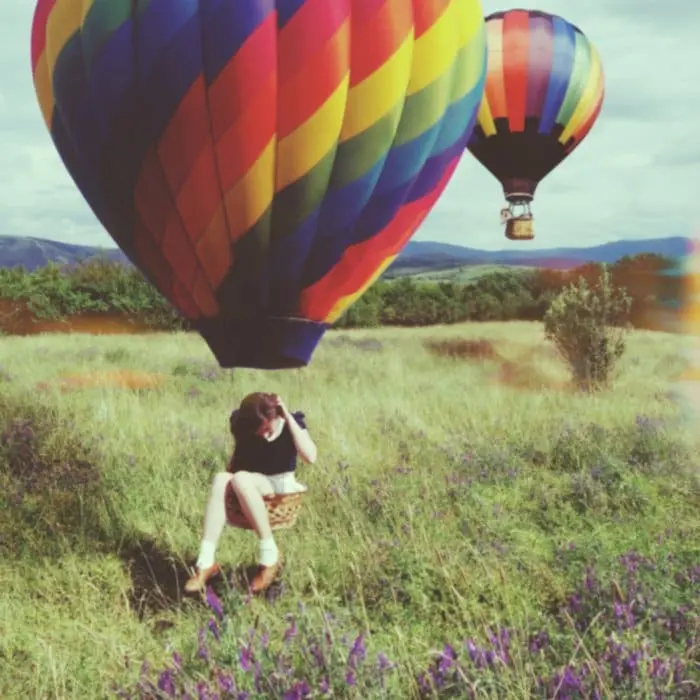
top-left (544, 267), bottom-right (633, 391)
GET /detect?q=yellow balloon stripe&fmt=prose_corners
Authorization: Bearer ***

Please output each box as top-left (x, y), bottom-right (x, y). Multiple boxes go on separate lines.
top-left (340, 32), bottom-right (413, 142)
top-left (559, 45), bottom-right (603, 145)
top-left (33, 50), bottom-right (54, 130)
top-left (408, 0), bottom-right (462, 96)
top-left (45, 0), bottom-right (81, 82)
top-left (275, 75), bottom-right (349, 191)
top-left (476, 98), bottom-right (497, 136)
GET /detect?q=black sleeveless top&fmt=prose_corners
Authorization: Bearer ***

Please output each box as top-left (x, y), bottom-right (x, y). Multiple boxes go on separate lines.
top-left (229, 411), bottom-right (307, 476)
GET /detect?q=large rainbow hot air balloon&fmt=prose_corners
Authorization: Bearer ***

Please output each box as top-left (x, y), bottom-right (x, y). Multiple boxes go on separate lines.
top-left (30, 0), bottom-right (487, 369)
top-left (467, 9), bottom-right (604, 241)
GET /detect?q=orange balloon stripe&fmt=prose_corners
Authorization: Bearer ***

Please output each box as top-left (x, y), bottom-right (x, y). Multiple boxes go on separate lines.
top-left (134, 150), bottom-right (204, 301)
top-left (413, 0), bottom-right (452, 38)
top-left (175, 138), bottom-right (227, 247)
top-left (157, 76), bottom-right (212, 201)
top-left (349, 0), bottom-right (413, 86)
top-left (502, 9), bottom-right (529, 132)
top-left (299, 157), bottom-right (459, 321)
top-left (484, 19), bottom-right (507, 119)
top-left (215, 77), bottom-right (277, 194)
top-left (278, 0), bottom-right (348, 83)
top-left (170, 277), bottom-right (202, 320)
top-left (160, 214), bottom-right (202, 289)
top-left (137, 78), bottom-right (225, 271)
top-left (277, 20), bottom-right (349, 139)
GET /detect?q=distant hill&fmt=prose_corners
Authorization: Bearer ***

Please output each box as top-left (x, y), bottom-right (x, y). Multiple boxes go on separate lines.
top-left (0, 236), bottom-right (128, 270)
top-left (0, 234), bottom-right (691, 275)
top-left (388, 237), bottom-right (692, 276)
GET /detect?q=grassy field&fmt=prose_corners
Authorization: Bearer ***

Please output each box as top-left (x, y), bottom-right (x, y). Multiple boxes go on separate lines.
top-left (384, 264), bottom-right (537, 282)
top-left (409, 265), bottom-right (537, 283)
top-left (0, 322), bottom-right (698, 699)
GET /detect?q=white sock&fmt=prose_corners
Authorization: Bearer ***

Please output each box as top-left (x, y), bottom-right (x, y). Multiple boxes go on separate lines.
top-left (196, 540), bottom-right (217, 570)
top-left (258, 536), bottom-right (278, 567)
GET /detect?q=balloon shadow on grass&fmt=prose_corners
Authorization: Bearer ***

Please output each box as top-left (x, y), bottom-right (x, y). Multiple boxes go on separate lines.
top-left (118, 542), bottom-right (288, 622)
top-left (118, 538), bottom-right (195, 621)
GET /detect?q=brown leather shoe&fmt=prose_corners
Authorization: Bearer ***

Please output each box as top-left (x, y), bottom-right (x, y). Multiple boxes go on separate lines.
top-left (250, 554), bottom-right (283, 594)
top-left (184, 563), bottom-right (221, 593)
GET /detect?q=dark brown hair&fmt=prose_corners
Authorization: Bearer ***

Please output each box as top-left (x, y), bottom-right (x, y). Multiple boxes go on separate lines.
top-left (229, 392), bottom-right (278, 441)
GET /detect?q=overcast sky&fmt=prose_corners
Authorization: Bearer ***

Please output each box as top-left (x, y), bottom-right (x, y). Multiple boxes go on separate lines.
top-left (0, 1), bottom-right (696, 252)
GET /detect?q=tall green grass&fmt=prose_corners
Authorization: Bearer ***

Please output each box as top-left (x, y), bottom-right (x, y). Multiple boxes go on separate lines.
top-left (0, 322), bottom-right (697, 698)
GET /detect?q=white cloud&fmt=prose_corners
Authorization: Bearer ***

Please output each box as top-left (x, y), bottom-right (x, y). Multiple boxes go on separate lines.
top-left (0, 0), bottom-right (696, 251)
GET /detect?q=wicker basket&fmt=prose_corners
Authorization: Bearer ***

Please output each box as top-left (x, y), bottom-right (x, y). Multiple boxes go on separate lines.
top-left (505, 216), bottom-right (534, 241)
top-left (225, 485), bottom-right (305, 531)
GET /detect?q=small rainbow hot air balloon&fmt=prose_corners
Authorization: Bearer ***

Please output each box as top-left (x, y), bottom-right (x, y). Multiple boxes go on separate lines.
top-left (467, 9), bottom-right (605, 241)
top-left (30, 0), bottom-right (487, 369)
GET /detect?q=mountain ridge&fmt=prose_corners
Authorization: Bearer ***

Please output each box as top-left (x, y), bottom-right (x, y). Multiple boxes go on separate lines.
top-left (0, 234), bottom-right (692, 274)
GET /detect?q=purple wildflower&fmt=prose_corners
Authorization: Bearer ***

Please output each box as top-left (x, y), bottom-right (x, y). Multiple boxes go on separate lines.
top-left (197, 628), bottom-right (209, 662)
top-left (207, 618), bottom-right (221, 642)
top-left (283, 681), bottom-right (311, 700)
top-left (157, 670), bottom-right (176, 697)
top-left (205, 588), bottom-right (224, 620)
top-left (216, 670), bottom-right (236, 694)
top-left (239, 646), bottom-right (252, 672)
top-left (347, 634), bottom-right (366, 669)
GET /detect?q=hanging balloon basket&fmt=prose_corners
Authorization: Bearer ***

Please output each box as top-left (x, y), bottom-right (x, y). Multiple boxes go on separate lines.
top-left (501, 201), bottom-right (534, 241)
top-left (505, 216), bottom-right (534, 241)
top-left (225, 486), bottom-right (306, 531)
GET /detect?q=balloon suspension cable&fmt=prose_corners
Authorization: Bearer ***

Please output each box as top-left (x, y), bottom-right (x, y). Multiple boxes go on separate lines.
top-left (500, 200), bottom-right (532, 224)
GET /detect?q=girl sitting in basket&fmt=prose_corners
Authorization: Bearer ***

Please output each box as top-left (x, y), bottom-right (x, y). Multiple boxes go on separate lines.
top-left (185, 392), bottom-right (317, 594)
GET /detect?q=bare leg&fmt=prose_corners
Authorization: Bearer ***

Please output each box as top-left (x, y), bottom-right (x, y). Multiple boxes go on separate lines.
top-left (230, 471), bottom-right (279, 566)
top-left (195, 470), bottom-right (279, 571)
top-left (229, 471), bottom-right (274, 539)
top-left (195, 472), bottom-right (234, 570)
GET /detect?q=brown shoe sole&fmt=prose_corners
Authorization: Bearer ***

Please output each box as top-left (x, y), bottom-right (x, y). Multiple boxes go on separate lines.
top-left (184, 564), bottom-right (221, 594)
top-left (250, 554), bottom-right (284, 594)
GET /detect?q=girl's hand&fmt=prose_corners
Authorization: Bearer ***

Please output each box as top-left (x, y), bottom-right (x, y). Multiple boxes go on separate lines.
top-left (272, 394), bottom-right (289, 417)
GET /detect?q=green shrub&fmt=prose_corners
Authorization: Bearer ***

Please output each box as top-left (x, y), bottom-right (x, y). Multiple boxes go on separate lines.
top-left (543, 267), bottom-right (632, 391)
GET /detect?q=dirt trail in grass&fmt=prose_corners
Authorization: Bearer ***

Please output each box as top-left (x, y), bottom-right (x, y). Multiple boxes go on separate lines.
top-left (35, 369), bottom-right (168, 392)
top-left (424, 337), bottom-right (571, 391)
top-left (0, 299), bottom-right (153, 336)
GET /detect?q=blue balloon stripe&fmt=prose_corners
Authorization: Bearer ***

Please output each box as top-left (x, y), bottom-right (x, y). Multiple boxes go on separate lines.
top-left (538, 17), bottom-right (576, 135)
top-left (198, 0), bottom-right (273, 84)
top-left (275, 0), bottom-right (307, 28)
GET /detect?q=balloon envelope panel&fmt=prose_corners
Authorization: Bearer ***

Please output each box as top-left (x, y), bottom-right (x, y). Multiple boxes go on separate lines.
top-left (467, 9), bottom-right (604, 201)
top-left (31, 0), bottom-right (487, 368)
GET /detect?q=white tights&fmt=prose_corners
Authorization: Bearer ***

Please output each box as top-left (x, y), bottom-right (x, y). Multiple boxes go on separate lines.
top-left (196, 471), bottom-right (279, 569)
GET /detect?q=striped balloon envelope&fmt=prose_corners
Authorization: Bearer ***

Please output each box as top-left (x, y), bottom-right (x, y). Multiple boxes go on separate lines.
top-left (30, 0), bottom-right (487, 369)
top-left (467, 9), bottom-right (604, 240)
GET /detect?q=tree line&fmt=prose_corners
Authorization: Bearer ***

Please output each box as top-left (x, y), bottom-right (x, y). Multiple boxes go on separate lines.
top-left (0, 253), bottom-right (683, 332)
